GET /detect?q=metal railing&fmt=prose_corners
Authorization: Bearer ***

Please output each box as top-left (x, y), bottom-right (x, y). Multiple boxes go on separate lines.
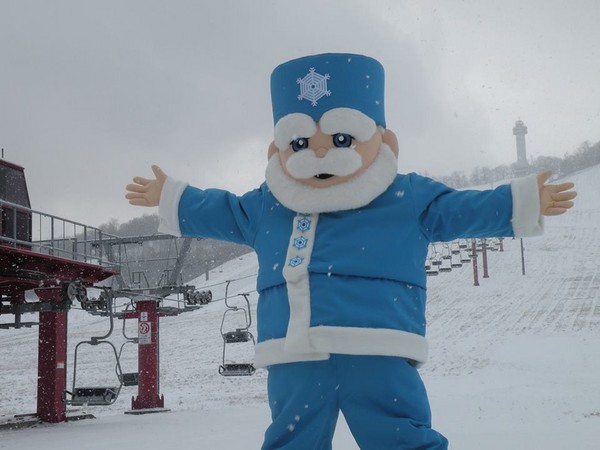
top-left (0, 199), bottom-right (120, 270)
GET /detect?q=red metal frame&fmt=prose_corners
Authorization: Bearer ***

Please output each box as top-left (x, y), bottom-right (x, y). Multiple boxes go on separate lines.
top-left (1, 159), bottom-right (119, 423)
top-left (0, 245), bottom-right (116, 423)
top-left (36, 289), bottom-right (68, 423)
top-left (0, 244), bottom-right (116, 290)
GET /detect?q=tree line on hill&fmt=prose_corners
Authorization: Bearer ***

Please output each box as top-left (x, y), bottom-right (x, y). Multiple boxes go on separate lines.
top-left (432, 140), bottom-right (600, 189)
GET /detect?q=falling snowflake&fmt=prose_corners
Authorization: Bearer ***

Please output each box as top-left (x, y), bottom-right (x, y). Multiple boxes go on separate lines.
top-left (294, 236), bottom-right (308, 250)
top-left (297, 218), bottom-right (311, 232)
top-left (297, 68), bottom-right (331, 106)
top-left (289, 256), bottom-right (304, 267)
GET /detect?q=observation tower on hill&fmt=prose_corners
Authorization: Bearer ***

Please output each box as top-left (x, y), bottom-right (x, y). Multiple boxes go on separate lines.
top-left (513, 119), bottom-right (530, 176)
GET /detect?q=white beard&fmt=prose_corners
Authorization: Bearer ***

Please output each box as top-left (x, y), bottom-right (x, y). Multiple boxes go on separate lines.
top-left (265, 143), bottom-right (398, 213)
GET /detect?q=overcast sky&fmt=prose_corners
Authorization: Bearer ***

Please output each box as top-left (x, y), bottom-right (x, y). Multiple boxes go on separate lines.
top-left (1, 0), bottom-right (599, 227)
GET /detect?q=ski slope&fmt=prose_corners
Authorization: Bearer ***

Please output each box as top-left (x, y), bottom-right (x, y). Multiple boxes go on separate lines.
top-left (1, 166), bottom-right (599, 449)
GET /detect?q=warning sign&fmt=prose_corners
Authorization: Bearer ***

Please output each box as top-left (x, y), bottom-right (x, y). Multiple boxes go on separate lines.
top-left (138, 321), bottom-right (151, 345)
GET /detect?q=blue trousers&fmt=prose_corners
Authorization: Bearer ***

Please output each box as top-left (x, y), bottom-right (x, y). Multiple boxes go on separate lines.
top-left (262, 355), bottom-right (448, 450)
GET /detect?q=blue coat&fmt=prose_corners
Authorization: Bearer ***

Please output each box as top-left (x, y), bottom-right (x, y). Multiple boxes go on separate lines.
top-left (161, 172), bottom-right (539, 367)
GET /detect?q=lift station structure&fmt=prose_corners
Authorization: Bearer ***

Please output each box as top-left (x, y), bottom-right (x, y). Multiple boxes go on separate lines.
top-left (0, 159), bottom-right (209, 426)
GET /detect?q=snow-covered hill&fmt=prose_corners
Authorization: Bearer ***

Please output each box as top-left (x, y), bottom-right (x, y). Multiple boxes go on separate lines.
top-left (2, 166), bottom-right (599, 449)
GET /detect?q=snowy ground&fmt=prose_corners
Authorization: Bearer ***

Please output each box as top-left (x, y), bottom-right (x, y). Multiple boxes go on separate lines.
top-left (1, 166), bottom-right (599, 449)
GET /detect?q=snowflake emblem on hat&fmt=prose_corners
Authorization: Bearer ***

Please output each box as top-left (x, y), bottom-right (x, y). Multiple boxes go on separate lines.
top-left (297, 68), bottom-right (331, 106)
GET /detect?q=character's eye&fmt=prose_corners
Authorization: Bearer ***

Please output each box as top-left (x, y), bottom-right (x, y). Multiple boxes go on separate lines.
top-left (332, 133), bottom-right (353, 148)
top-left (290, 137), bottom-right (309, 152)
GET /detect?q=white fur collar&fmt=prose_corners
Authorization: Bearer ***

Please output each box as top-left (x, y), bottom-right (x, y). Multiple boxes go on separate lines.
top-left (265, 144), bottom-right (398, 213)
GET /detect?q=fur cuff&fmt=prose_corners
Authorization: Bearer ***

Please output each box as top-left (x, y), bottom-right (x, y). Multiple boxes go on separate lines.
top-left (157, 177), bottom-right (189, 236)
top-left (510, 174), bottom-right (544, 237)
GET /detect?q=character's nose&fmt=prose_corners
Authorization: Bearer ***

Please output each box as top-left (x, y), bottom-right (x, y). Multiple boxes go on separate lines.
top-left (309, 129), bottom-right (331, 158)
top-left (314, 147), bottom-right (328, 158)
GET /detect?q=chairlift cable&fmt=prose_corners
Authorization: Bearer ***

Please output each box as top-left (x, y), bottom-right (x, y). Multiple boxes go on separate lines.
top-left (195, 273), bottom-right (258, 291)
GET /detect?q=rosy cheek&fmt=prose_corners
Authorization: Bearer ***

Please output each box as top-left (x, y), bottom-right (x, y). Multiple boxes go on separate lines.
top-left (279, 150), bottom-right (292, 166)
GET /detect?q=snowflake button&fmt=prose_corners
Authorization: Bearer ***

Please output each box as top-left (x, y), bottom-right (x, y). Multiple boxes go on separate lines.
top-left (297, 218), bottom-right (311, 232)
top-left (297, 68), bottom-right (331, 106)
top-left (289, 256), bottom-right (304, 267)
top-left (294, 236), bottom-right (308, 250)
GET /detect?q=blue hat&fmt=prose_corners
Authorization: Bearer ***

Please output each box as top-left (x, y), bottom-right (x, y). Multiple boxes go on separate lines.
top-left (270, 53), bottom-right (386, 128)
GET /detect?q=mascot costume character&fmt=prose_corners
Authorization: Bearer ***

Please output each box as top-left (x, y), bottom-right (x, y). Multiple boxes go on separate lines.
top-left (126, 53), bottom-right (576, 449)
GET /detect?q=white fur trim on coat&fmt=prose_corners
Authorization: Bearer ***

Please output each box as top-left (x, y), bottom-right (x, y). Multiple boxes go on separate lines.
top-left (253, 327), bottom-right (429, 368)
top-left (265, 144), bottom-right (398, 213)
top-left (309, 326), bottom-right (428, 367)
top-left (510, 174), bottom-right (544, 237)
top-left (157, 177), bottom-right (189, 237)
top-left (282, 213), bottom-right (319, 354)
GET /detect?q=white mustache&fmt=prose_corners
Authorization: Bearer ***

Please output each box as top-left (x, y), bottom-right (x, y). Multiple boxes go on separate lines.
top-left (284, 147), bottom-right (362, 179)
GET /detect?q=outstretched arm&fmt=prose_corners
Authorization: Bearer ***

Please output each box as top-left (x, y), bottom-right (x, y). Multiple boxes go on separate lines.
top-left (125, 165), bottom-right (167, 207)
top-left (537, 170), bottom-right (577, 216)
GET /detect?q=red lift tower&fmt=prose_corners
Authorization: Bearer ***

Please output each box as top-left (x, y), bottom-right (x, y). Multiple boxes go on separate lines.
top-left (92, 234), bottom-right (209, 414)
top-left (0, 159), bottom-right (117, 424)
top-left (1, 159), bottom-right (211, 426)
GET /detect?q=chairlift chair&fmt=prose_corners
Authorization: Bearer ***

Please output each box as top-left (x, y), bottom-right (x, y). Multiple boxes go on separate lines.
top-left (66, 340), bottom-right (124, 406)
top-left (427, 244), bottom-right (443, 267)
top-left (488, 238), bottom-right (500, 251)
top-left (450, 242), bottom-right (461, 255)
top-left (459, 248), bottom-right (472, 263)
top-left (425, 257), bottom-right (439, 276)
top-left (69, 386), bottom-right (120, 406)
top-left (425, 246), bottom-right (439, 276)
top-left (116, 312), bottom-right (139, 387)
top-left (439, 258), bottom-right (452, 273)
top-left (218, 282), bottom-right (256, 377)
top-left (219, 363), bottom-right (255, 376)
top-left (451, 252), bottom-right (463, 268)
top-left (65, 290), bottom-right (124, 406)
top-left (441, 244), bottom-right (452, 260)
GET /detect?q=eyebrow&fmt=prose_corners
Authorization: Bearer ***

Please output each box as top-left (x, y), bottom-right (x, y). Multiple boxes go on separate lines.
top-left (274, 113), bottom-right (317, 150)
top-left (319, 108), bottom-right (376, 142)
